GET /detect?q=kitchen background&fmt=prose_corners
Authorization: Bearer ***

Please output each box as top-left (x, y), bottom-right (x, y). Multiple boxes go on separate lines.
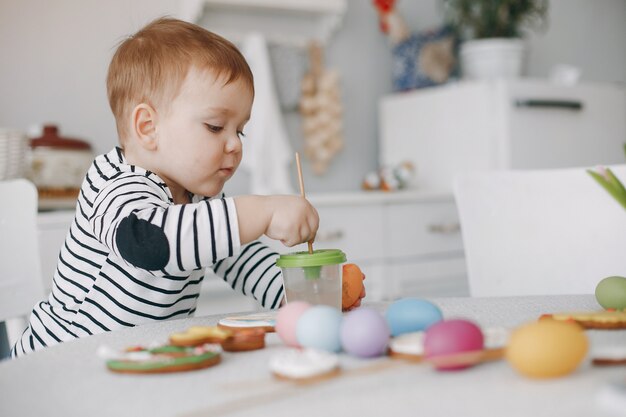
top-left (1, 0), bottom-right (625, 194)
top-left (1, 0), bottom-right (626, 318)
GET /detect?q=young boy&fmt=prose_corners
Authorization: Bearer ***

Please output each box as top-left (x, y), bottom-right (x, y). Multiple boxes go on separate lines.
top-left (12, 17), bottom-right (361, 358)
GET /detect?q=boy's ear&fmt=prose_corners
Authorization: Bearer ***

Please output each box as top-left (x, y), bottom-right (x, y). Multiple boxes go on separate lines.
top-left (131, 103), bottom-right (158, 151)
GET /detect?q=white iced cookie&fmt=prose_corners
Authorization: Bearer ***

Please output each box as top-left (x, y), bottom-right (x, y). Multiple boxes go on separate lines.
top-left (269, 348), bottom-right (340, 382)
top-left (388, 331), bottom-right (425, 361)
top-left (483, 327), bottom-right (510, 350)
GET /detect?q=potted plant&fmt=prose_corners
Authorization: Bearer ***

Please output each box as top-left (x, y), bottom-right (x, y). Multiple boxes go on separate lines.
top-left (443, 0), bottom-right (548, 79)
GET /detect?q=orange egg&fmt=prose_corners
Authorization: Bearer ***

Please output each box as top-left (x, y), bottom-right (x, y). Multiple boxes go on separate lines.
top-left (506, 320), bottom-right (588, 379)
top-left (342, 263), bottom-right (364, 310)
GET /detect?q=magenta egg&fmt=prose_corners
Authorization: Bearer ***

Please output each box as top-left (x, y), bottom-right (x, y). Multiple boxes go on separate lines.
top-left (340, 307), bottom-right (390, 358)
top-left (275, 301), bottom-right (311, 347)
top-left (423, 319), bottom-right (484, 371)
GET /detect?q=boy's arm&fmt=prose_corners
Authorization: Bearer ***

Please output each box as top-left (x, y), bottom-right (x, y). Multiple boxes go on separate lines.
top-left (233, 195), bottom-right (318, 247)
top-left (89, 176), bottom-right (241, 273)
top-left (210, 240), bottom-right (285, 309)
top-left (89, 177), bottom-right (318, 275)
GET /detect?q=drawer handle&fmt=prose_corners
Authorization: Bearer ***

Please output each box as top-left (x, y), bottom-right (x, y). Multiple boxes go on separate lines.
top-left (514, 99), bottom-right (583, 111)
top-left (315, 229), bottom-right (344, 242)
top-left (428, 223), bottom-right (460, 234)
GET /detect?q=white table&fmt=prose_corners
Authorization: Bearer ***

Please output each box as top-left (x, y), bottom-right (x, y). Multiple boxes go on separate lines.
top-left (1, 295), bottom-right (624, 417)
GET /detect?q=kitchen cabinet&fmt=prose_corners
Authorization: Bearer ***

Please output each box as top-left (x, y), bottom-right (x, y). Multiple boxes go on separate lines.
top-left (263, 190), bottom-right (467, 302)
top-left (37, 190), bottom-right (467, 315)
top-left (379, 79), bottom-right (626, 191)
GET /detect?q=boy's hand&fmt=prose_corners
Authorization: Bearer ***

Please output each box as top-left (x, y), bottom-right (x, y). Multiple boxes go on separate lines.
top-left (235, 195), bottom-right (319, 247)
top-left (264, 196), bottom-right (319, 247)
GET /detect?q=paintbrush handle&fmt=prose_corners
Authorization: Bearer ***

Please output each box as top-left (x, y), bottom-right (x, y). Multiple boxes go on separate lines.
top-left (295, 152), bottom-right (314, 254)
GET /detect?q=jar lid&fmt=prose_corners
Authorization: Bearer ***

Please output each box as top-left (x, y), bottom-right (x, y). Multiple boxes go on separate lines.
top-left (30, 125), bottom-right (91, 150)
top-left (276, 249), bottom-right (347, 268)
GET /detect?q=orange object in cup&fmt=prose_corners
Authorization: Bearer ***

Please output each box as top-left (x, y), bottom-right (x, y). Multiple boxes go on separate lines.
top-left (342, 264), bottom-right (364, 310)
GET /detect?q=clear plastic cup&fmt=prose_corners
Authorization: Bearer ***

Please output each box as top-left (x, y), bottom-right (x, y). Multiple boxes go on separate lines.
top-left (276, 249), bottom-right (347, 310)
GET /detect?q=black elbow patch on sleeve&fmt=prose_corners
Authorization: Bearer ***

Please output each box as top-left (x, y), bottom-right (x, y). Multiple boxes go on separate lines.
top-left (116, 213), bottom-right (169, 271)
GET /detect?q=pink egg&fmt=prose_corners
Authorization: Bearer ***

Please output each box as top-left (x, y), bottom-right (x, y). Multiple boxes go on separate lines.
top-left (275, 301), bottom-right (312, 347)
top-left (423, 319), bottom-right (484, 371)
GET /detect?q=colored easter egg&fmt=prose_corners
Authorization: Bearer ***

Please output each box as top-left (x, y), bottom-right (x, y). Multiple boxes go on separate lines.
top-left (423, 319), bottom-right (484, 371)
top-left (342, 264), bottom-right (364, 310)
top-left (595, 276), bottom-right (626, 310)
top-left (296, 305), bottom-right (343, 352)
top-left (385, 298), bottom-right (443, 336)
top-left (340, 307), bottom-right (390, 358)
top-left (275, 301), bottom-right (312, 347)
top-left (506, 320), bottom-right (588, 379)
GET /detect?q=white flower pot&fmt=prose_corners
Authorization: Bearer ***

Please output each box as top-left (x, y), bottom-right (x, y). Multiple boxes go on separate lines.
top-left (460, 38), bottom-right (525, 80)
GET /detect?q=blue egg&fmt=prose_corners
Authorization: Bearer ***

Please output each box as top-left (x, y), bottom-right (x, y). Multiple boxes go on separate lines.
top-left (385, 298), bottom-right (443, 336)
top-left (296, 305), bottom-right (343, 352)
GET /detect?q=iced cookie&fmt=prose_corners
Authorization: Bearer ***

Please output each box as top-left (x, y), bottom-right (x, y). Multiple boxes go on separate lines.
top-left (169, 326), bottom-right (232, 347)
top-left (388, 327), bottom-right (508, 363)
top-left (483, 326), bottom-right (509, 355)
top-left (342, 263), bottom-right (364, 310)
top-left (221, 328), bottom-right (266, 352)
top-left (101, 344), bottom-right (221, 374)
top-left (269, 348), bottom-right (340, 384)
top-left (589, 330), bottom-right (626, 366)
top-left (542, 311), bottom-right (626, 329)
top-left (218, 312), bottom-right (276, 332)
top-left (388, 331), bottom-right (424, 362)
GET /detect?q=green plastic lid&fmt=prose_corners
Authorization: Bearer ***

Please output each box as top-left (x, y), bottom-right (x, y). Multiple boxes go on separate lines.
top-left (276, 249), bottom-right (347, 268)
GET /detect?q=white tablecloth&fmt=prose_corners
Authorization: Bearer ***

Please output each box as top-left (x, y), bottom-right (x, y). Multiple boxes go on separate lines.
top-left (1, 295), bottom-right (624, 417)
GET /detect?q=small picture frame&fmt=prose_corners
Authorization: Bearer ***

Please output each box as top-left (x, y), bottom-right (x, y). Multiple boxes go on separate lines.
top-left (391, 26), bottom-right (458, 91)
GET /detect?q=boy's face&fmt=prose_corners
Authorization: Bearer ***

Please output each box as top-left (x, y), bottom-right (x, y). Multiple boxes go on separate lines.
top-left (154, 66), bottom-right (252, 199)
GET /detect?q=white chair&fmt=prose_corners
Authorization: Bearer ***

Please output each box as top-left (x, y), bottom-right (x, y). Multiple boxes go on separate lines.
top-left (0, 179), bottom-right (44, 356)
top-left (453, 165), bottom-right (626, 297)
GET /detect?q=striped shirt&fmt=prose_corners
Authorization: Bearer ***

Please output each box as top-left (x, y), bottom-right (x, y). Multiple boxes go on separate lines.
top-left (11, 147), bottom-right (284, 358)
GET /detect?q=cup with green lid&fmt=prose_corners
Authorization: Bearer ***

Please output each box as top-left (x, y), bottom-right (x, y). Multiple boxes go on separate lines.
top-left (276, 249), bottom-right (347, 310)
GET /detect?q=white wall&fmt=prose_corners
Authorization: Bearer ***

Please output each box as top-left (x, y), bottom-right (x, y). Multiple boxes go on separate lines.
top-left (1, 0), bottom-right (625, 193)
top-left (0, 0), bottom-right (180, 154)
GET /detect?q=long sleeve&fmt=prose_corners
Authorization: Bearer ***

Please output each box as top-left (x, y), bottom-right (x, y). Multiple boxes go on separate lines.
top-left (212, 240), bottom-right (285, 309)
top-left (89, 174), bottom-right (241, 274)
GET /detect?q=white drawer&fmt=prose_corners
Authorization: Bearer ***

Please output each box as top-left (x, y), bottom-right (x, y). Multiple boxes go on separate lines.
top-left (506, 82), bottom-right (626, 169)
top-left (385, 201), bottom-right (463, 259)
top-left (259, 204), bottom-right (385, 263)
top-left (389, 257), bottom-right (468, 299)
top-left (313, 204), bottom-right (385, 263)
top-left (358, 262), bottom-right (387, 302)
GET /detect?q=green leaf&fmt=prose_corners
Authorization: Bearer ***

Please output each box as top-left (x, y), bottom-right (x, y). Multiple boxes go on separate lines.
top-left (588, 169), bottom-right (626, 211)
top-left (606, 168), bottom-right (626, 199)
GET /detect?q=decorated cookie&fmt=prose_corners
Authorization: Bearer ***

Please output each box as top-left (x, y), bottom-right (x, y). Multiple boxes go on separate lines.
top-left (218, 312), bottom-right (276, 332)
top-left (588, 330), bottom-right (626, 366)
top-left (342, 263), bottom-right (364, 310)
top-left (221, 328), bottom-right (266, 352)
top-left (542, 311), bottom-right (626, 329)
top-left (169, 326), bottom-right (232, 347)
top-left (388, 331), bottom-right (425, 362)
top-left (100, 344), bottom-right (221, 374)
top-left (483, 327), bottom-right (510, 351)
top-left (269, 348), bottom-right (340, 384)
top-left (388, 326), bottom-right (508, 363)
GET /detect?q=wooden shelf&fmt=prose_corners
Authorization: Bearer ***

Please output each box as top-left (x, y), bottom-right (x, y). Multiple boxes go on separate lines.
top-left (179, 0), bottom-right (347, 46)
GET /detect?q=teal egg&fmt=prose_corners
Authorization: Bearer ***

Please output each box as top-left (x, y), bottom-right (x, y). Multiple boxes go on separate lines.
top-left (296, 305), bottom-right (343, 352)
top-left (595, 276), bottom-right (626, 310)
top-left (385, 298), bottom-right (443, 337)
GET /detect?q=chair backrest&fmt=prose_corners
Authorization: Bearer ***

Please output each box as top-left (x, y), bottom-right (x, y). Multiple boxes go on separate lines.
top-left (454, 166), bottom-right (626, 296)
top-left (0, 179), bottom-right (44, 321)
